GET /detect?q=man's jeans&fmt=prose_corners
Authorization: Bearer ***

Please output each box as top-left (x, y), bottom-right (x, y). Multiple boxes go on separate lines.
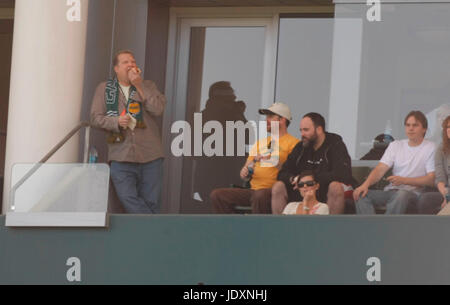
top-left (110, 158), bottom-right (163, 214)
top-left (355, 189), bottom-right (417, 215)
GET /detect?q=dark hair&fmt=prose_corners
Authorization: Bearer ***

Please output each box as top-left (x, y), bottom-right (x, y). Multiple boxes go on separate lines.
top-left (303, 112), bottom-right (326, 131)
top-left (298, 170), bottom-right (315, 181)
top-left (404, 110), bottom-right (428, 130)
top-left (266, 114), bottom-right (290, 128)
top-left (112, 50), bottom-right (135, 67)
top-left (277, 115), bottom-right (290, 128)
top-left (442, 116), bottom-right (450, 155)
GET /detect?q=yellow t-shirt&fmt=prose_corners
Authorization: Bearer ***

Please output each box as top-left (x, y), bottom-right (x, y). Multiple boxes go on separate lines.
top-left (247, 133), bottom-right (300, 190)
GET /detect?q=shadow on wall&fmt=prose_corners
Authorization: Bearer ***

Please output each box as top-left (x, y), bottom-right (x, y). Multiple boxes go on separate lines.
top-left (185, 81), bottom-right (248, 212)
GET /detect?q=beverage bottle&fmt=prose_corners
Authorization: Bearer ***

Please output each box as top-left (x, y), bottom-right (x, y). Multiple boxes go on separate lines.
top-left (243, 160), bottom-right (255, 182)
top-left (88, 147), bottom-right (98, 163)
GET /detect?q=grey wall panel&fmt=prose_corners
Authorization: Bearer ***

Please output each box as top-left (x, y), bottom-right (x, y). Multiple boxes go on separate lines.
top-left (1, 215), bottom-right (450, 284)
top-left (145, 0), bottom-right (169, 92)
top-left (113, 0), bottom-right (148, 73)
top-left (79, 0), bottom-right (114, 164)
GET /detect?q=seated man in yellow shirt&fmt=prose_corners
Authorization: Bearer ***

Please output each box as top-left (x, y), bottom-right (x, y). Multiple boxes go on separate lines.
top-left (210, 103), bottom-right (299, 214)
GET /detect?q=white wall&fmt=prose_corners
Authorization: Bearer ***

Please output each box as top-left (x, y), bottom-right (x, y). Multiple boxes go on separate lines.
top-left (3, 0), bottom-right (89, 213)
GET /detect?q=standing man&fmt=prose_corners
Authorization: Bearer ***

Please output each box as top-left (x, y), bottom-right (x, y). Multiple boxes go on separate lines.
top-left (91, 50), bottom-right (166, 214)
top-left (353, 111), bottom-right (436, 214)
top-left (210, 103), bottom-right (299, 213)
top-left (272, 112), bottom-right (356, 214)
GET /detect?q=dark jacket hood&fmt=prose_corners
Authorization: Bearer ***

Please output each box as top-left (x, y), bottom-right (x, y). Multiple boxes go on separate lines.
top-left (323, 132), bottom-right (343, 148)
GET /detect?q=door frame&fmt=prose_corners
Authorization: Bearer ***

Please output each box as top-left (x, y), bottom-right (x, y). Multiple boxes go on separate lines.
top-left (162, 6), bottom-right (334, 213)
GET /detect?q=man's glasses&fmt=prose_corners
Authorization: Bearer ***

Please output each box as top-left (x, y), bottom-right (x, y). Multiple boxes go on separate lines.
top-left (297, 180), bottom-right (316, 188)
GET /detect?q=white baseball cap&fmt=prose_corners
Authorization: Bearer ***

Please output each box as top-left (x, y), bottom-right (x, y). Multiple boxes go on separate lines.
top-left (259, 102), bottom-right (292, 121)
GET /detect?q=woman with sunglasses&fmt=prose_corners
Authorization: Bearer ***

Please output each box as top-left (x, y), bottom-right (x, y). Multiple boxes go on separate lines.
top-left (282, 170), bottom-right (329, 215)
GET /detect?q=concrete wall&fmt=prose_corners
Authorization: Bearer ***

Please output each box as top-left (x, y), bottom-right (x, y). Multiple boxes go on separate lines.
top-left (3, 0), bottom-right (89, 213)
top-left (1, 214), bottom-right (450, 284)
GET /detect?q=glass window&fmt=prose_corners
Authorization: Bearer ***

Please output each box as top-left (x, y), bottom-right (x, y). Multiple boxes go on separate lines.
top-left (200, 27), bottom-right (266, 122)
top-left (276, 5), bottom-right (450, 160)
top-left (334, 3), bottom-right (450, 159)
top-left (6, 163), bottom-right (109, 227)
top-left (275, 17), bottom-right (335, 141)
top-left (180, 26), bottom-right (267, 213)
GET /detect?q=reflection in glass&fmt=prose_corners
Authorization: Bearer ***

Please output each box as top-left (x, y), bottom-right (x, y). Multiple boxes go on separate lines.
top-left (277, 6), bottom-right (450, 160)
top-left (275, 18), bottom-right (335, 139)
top-left (334, 4), bottom-right (450, 158)
top-left (180, 26), bottom-right (266, 213)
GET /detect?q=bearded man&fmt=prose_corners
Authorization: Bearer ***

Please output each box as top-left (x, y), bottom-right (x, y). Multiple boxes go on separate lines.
top-left (271, 112), bottom-right (356, 214)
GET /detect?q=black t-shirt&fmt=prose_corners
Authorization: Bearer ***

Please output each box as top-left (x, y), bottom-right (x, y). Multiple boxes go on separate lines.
top-left (303, 144), bottom-right (327, 172)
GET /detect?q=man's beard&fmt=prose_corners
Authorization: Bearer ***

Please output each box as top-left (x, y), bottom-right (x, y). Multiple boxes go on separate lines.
top-left (302, 133), bottom-right (318, 147)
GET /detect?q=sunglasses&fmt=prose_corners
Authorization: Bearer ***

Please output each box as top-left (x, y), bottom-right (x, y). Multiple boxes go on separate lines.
top-left (297, 180), bottom-right (316, 188)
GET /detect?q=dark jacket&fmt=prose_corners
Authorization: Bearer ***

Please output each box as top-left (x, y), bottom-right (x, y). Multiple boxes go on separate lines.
top-left (277, 132), bottom-right (356, 201)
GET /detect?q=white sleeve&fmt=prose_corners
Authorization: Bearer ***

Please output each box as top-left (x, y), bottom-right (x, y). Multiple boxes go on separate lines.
top-left (379, 141), bottom-right (396, 168)
top-left (315, 204), bottom-right (329, 215)
top-left (425, 142), bottom-right (436, 173)
top-left (282, 202), bottom-right (298, 215)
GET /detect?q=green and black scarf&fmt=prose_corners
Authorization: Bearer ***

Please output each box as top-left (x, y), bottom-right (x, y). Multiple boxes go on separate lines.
top-left (105, 78), bottom-right (146, 143)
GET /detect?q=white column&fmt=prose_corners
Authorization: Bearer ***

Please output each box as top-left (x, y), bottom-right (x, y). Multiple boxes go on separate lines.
top-left (2, 0), bottom-right (89, 213)
top-left (328, 18), bottom-right (363, 159)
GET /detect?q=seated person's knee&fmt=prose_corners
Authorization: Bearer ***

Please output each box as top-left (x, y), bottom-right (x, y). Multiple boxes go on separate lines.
top-left (395, 190), bottom-right (415, 200)
top-left (272, 181), bottom-right (286, 195)
top-left (328, 181), bottom-right (344, 196)
top-left (210, 189), bottom-right (219, 201)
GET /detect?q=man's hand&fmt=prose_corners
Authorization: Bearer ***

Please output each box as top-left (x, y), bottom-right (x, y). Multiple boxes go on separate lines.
top-left (386, 176), bottom-right (405, 186)
top-left (240, 166), bottom-right (249, 180)
top-left (128, 67), bottom-right (143, 87)
top-left (252, 155), bottom-right (261, 162)
top-left (353, 184), bottom-right (369, 201)
top-left (254, 154), bottom-right (269, 162)
top-left (118, 115), bottom-right (130, 129)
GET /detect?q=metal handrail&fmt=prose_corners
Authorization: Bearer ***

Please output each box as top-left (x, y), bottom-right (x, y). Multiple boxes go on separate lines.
top-left (9, 121), bottom-right (91, 211)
